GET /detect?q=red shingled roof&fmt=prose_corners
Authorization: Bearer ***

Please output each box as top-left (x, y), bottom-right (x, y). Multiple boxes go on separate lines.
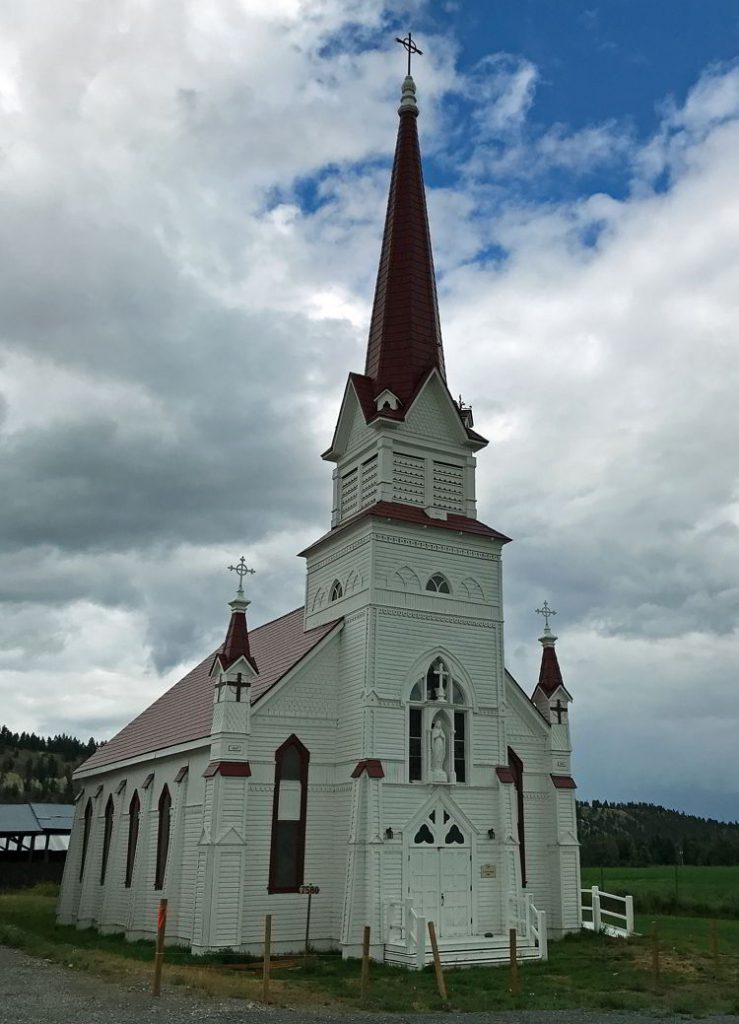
top-left (78, 608), bottom-right (341, 773)
top-left (365, 80), bottom-right (445, 405)
top-left (300, 500), bottom-right (511, 558)
top-left (537, 645), bottom-right (565, 698)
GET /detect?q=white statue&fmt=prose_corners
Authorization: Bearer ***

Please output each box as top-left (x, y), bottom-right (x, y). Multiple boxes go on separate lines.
top-left (430, 719), bottom-right (447, 782)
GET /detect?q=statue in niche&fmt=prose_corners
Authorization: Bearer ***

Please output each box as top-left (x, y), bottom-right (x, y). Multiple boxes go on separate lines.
top-left (430, 718), bottom-right (448, 782)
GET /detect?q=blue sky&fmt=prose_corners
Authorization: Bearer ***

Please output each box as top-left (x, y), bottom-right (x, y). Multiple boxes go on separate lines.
top-left (0, 0), bottom-right (738, 820)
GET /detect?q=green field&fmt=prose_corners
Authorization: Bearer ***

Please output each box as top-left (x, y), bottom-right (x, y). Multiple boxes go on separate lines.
top-left (582, 864), bottom-right (739, 917)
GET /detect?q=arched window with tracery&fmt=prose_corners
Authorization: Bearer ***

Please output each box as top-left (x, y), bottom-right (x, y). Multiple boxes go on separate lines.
top-left (100, 796), bottom-right (114, 885)
top-left (125, 791), bottom-right (140, 888)
top-left (425, 573), bottom-right (451, 594)
top-left (329, 579), bottom-right (343, 601)
top-left (154, 785), bottom-right (171, 891)
top-left (408, 658), bottom-right (468, 784)
top-left (269, 735), bottom-right (309, 893)
top-left (79, 798), bottom-right (93, 881)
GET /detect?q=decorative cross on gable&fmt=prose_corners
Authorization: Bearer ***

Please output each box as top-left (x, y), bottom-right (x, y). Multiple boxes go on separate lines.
top-left (228, 556), bottom-right (255, 596)
top-left (395, 32), bottom-right (423, 76)
top-left (536, 600), bottom-right (557, 629)
top-left (215, 671), bottom-right (251, 702)
top-left (552, 698), bottom-right (567, 724)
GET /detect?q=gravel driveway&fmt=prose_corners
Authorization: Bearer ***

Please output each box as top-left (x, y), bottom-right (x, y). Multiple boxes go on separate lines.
top-left (2, 945), bottom-right (739, 1024)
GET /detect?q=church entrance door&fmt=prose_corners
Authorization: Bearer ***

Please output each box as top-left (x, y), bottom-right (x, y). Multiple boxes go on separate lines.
top-left (408, 802), bottom-right (472, 939)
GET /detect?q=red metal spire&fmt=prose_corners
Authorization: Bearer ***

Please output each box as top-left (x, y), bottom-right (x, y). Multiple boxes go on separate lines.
top-left (218, 602), bottom-right (257, 673)
top-left (537, 644), bottom-right (564, 698)
top-left (364, 76), bottom-right (446, 404)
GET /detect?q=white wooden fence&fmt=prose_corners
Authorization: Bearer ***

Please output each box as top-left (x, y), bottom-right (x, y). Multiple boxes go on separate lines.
top-left (581, 885), bottom-right (635, 937)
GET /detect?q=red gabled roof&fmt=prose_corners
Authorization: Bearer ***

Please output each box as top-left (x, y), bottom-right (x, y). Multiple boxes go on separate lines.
top-left (78, 608), bottom-right (341, 773)
top-left (537, 644), bottom-right (565, 698)
top-left (300, 500), bottom-right (511, 558)
top-left (365, 76), bottom-right (445, 406)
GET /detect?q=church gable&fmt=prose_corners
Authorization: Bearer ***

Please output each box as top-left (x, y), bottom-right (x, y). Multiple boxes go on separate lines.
top-left (402, 371), bottom-right (470, 447)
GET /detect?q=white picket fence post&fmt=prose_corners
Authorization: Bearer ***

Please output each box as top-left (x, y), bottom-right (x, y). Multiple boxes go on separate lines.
top-left (537, 908), bottom-right (548, 960)
top-left (624, 895), bottom-right (634, 936)
top-left (591, 885), bottom-right (602, 932)
top-left (415, 915), bottom-right (426, 970)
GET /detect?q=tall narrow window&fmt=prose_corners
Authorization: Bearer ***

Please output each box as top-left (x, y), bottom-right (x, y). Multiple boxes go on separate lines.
top-left (125, 791), bottom-right (140, 888)
top-left (268, 736), bottom-right (309, 893)
top-left (409, 708), bottom-right (423, 781)
top-left (100, 796), bottom-right (114, 885)
top-left (79, 798), bottom-right (92, 882)
top-left (508, 747), bottom-right (526, 887)
top-left (408, 660), bottom-right (468, 784)
top-left (154, 785), bottom-right (171, 891)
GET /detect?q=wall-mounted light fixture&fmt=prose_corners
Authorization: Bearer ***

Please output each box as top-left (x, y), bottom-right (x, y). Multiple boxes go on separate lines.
top-left (487, 828), bottom-right (496, 839)
top-left (384, 827), bottom-right (394, 840)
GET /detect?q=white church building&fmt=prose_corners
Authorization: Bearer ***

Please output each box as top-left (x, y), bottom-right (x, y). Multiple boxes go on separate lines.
top-left (58, 70), bottom-right (581, 967)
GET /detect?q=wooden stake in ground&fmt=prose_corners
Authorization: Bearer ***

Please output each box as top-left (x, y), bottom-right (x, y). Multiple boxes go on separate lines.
top-left (651, 920), bottom-right (660, 987)
top-left (428, 921), bottom-right (448, 1003)
top-left (152, 898), bottom-right (168, 997)
top-left (360, 925), bottom-right (371, 1001)
top-left (262, 914), bottom-right (272, 1004)
top-left (509, 927), bottom-right (520, 996)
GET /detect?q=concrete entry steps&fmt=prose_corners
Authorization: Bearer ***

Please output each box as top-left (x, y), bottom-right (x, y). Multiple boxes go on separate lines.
top-left (384, 933), bottom-right (541, 969)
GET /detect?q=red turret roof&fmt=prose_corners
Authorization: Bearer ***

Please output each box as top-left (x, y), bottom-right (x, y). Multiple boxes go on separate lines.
top-left (364, 76), bottom-right (445, 405)
top-left (537, 644), bottom-right (565, 698)
top-left (213, 602), bottom-right (258, 674)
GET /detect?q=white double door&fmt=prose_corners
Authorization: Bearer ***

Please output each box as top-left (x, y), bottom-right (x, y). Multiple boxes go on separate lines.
top-left (408, 803), bottom-right (472, 938)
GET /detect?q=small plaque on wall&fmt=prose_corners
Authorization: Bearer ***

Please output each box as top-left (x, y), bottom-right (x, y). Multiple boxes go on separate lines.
top-left (228, 744), bottom-right (242, 752)
top-left (480, 864), bottom-right (496, 878)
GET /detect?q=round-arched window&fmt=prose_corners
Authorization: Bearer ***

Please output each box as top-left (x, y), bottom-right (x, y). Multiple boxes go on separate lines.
top-left (425, 573), bottom-right (451, 594)
top-left (329, 579), bottom-right (343, 601)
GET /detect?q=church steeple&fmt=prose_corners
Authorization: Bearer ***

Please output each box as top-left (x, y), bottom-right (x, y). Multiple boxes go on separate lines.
top-left (211, 558), bottom-right (258, 674)
top-left (364, 74), bottom-right (446, 405)
top-left (531, 602), bottom-right (573, 724)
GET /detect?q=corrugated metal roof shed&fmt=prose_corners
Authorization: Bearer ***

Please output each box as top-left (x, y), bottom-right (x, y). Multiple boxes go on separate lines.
top-left (0, 803), bottom-right (75, 837)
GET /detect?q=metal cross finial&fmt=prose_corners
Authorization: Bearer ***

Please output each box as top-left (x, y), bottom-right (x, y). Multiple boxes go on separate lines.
top-left (396, 32), bottom-right (423, 76)
top-left (228, 556), bottom-right (255, 595)
top-left (536, 600), bottom-right (557, 630)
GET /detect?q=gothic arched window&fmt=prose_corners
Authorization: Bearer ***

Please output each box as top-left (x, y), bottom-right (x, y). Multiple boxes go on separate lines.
top-left (269, 735), bottom-right (309, 893)
top-left (425, 573), bottom-right (451, 594)
top-left (79, 798), bottom-right (93, 881)
top-left (125, 791), bottom-right (140, 888)
top-left (508, 748), bottom-right (527, 887)
top-left (329, 579), bottom-right (343, 601)
top-left (154, 786), bottom-right (171, 891)
top-left (408, 659), bottom-right (468, 784)
top-left (100, 796), bottom-right (114, 885)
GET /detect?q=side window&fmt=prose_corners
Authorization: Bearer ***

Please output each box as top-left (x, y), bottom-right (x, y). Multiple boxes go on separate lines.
top-left (425, 573), bottom-right (451, 594)
top-left (154, 786), bottom-right (171, 891)
top-left (125, 791), bottom-right (140, 888)
top-left (508, 748), bottom-right (526, 887)
top-left (79, 798), bottom-right (93, 881)
top-left (100, 796), bottom-right (114, 885)
top-left (269, 736), bottom-right (309, 893)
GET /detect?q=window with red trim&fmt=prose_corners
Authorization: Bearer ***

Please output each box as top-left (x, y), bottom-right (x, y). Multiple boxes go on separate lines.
top-left (154, 785), bottom-right (171, 891)
top-left (100, 796), bottom-right (114, 885)
top-left (268, 735), bottom-right (309, 893)
top-left (79, 798), bottom-right (92, 882)
top-left (125, 791), bottom-right (140, 888)
top-left (508, 747), bottom-right (527, 887)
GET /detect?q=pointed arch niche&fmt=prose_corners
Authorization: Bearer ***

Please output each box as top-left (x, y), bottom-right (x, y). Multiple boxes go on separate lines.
top-left (407, 654), bottom-right (471, 785)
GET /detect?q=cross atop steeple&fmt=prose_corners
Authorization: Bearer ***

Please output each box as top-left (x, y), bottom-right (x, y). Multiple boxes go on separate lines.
top-left (536, 600), bottom-right (557, 631)
top-left (395, 32), bottom-right (423, 76)
top-left (228, 556), bottom-right (255, 597)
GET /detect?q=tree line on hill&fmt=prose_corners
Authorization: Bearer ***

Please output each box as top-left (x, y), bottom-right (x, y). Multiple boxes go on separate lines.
top-left (0, 725), bottom-right (100, 804)
top-left (578, 800), bottom-right (739, 867)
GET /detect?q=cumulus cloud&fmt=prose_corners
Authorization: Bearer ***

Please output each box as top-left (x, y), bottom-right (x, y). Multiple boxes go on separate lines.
top-left (0, 5), bottom-right (737, 816)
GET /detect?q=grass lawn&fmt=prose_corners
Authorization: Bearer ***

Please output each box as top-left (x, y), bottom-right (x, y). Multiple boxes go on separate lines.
top-left (582, 864), bottom-right (739, 917)
top-left (1, 885), bottom-right (739, 1013)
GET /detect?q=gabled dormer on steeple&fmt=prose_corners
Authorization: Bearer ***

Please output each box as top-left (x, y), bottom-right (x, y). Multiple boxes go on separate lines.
top-left (322, 75), bottom-right (488, 531)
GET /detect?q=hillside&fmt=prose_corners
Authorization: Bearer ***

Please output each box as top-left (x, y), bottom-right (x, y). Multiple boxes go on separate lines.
top-left (578, 800), bottom-right (739, 867)
top-left (0, 726), bottom-right (99, 804)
